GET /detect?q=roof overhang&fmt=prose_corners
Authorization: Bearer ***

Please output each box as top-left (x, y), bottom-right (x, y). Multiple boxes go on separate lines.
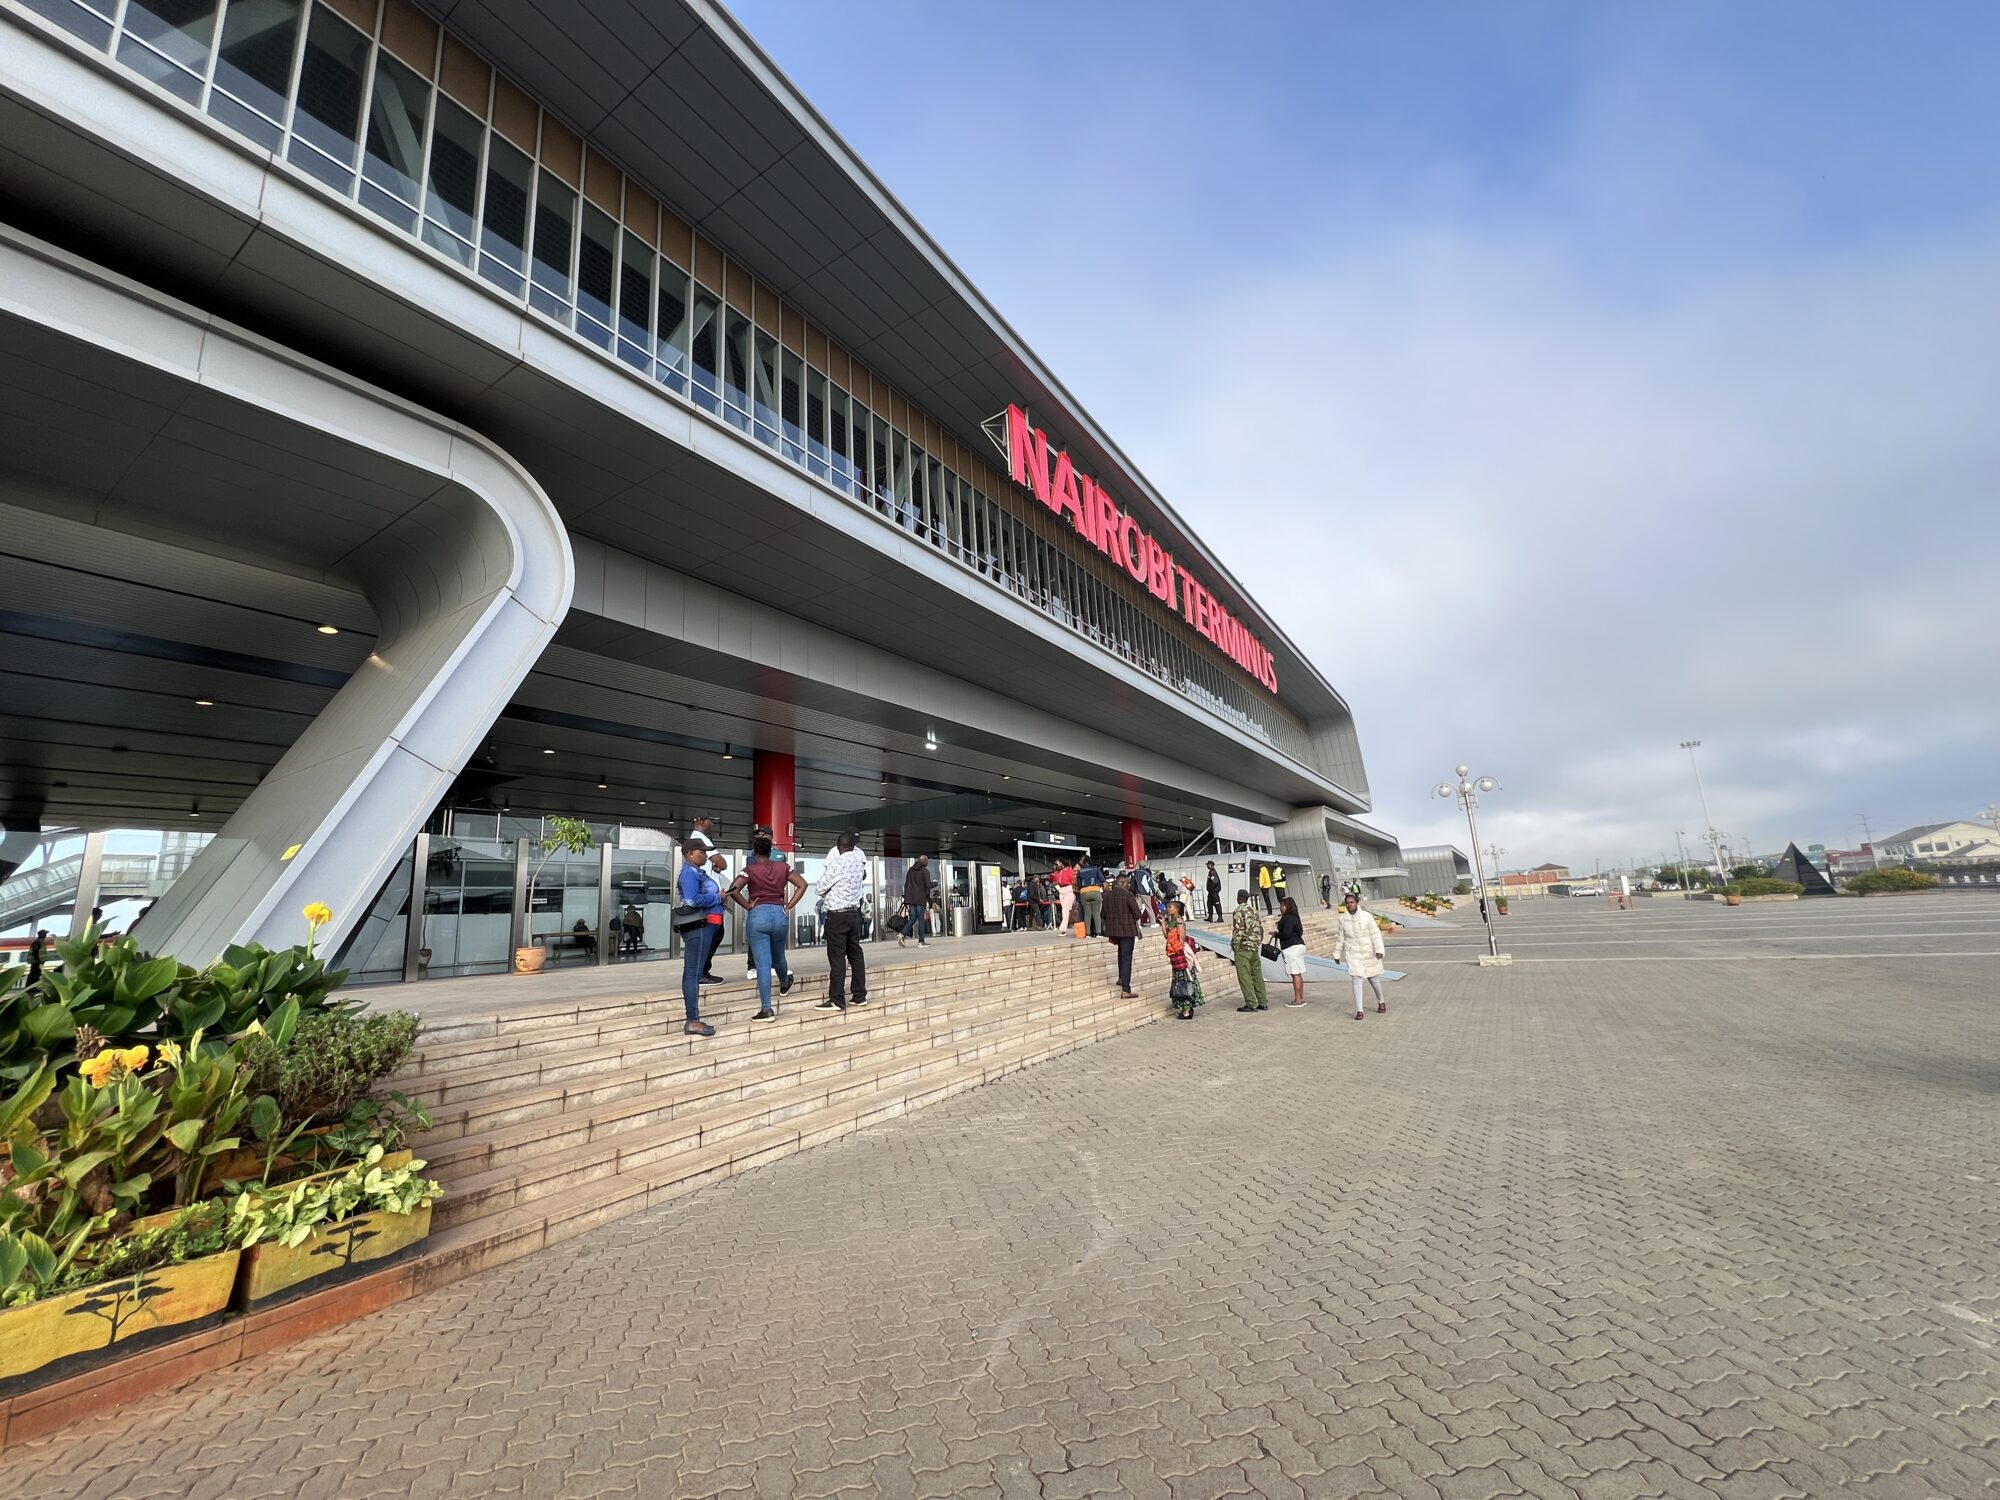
top-left (414, 0), bottom-right (1350, 724)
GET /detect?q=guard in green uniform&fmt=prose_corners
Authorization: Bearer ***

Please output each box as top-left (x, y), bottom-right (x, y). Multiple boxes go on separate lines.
top-left (1231, 889), bottom-right (1269, 1011)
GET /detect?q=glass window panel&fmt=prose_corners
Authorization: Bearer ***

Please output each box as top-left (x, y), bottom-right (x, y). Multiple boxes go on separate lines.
top-left (422, 94), bottom-right (481, 264)
top-left (288, 4), bottom-right (368, 187)
top-left (363, 51), bottom-right (430, 209)
top-left (575, 204), bottom-right (617, 346)
top-left (805, 368), bottom-right (828, 478)
top-left (655, 263), bottom-right (692, 392)
top-left (689, 283), bottom-right (721, 410)
top-left (827, 383), bottom-right (849, 480)
top-left (871, 421), bottom-right (890, 510)
top-left (721, 308), bottom-right (753, 428)
top-left (23, 0), bottom-right (115, 48)
top-left (752, 329), bottom-right (782, 447)
top-left (890, 431), bottom-right (911, 526)
top-left (478, 134), bottom-right (534, 292)
top-left (529, 169), bottom-right (576, 316)
top-left (118, 0), bottom-right (217, 103)
top-left (926, 456), bottom-right (944, 542)
top-left (616, 232), bottom-right (653, 371)
top-left (782, 350), bottom-right (807, 465)
top-left (210, 0), bottom-right (300, 143)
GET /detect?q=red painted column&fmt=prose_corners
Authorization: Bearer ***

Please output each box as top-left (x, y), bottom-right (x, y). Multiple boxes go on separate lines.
top-left (1121, 818), bottom-right (1147, 867)
top-left (752, 751), bottom-right (796, 852)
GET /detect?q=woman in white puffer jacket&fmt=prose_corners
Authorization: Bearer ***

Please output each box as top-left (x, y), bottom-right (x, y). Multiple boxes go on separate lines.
top-left (1332, 890), bottom-right (1388, 1020)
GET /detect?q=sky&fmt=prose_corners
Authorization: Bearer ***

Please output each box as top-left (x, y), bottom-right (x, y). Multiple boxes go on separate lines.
top-left (731, 0), bottom-right (2000, 873)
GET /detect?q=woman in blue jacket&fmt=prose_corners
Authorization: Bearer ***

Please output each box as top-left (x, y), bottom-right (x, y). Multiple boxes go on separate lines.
top-left (677, 842), bottom-right (723, 1036)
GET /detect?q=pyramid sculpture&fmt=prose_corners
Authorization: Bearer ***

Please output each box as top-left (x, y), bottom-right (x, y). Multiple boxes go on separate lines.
top-left (1770, 842), bottom-right (1837, 895)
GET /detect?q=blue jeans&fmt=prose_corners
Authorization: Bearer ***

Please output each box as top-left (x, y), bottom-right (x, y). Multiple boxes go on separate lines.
top-left (746, 904), bottom-right (791, 1010)
top-left (681, 920), bottom-right (718, 1021)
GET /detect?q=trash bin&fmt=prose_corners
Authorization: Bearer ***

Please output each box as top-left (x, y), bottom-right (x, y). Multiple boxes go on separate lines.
top-left (951, 906), bottom-right (972, 938)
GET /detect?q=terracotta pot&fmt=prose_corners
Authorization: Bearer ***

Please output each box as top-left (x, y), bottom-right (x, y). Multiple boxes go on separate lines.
top-left (513, 945), bottom-right (546, 974)
top-left (1725, 894), bottom-right (1742, 906)
top-left (237, 1201), bottom-right (433, 1307)
top-left (0, 1248), bottom-right (240, 1386)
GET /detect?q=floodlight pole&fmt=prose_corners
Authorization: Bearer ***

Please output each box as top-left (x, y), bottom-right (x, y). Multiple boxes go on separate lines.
top-left (1681, 739), bottom-right (1723, 875)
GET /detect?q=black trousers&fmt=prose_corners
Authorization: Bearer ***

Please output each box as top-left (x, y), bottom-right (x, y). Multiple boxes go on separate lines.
top-left (824, 907), bottom-right (866, 1003)
top-left (1112, 935), bottom-right (1135, 991)
top-left (1261, 888), bottom-right (1275, 913)
top-left (1205, 891), bottom-right (1221, 922)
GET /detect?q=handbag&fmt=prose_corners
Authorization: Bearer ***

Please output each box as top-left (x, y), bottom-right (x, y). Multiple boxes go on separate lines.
top-left (1169, 973), bottom-right (1194, 1004)
top-left (670, 904), bottom-right (709, 934)
top-left (1259, 939), bottom-right (1282, 963)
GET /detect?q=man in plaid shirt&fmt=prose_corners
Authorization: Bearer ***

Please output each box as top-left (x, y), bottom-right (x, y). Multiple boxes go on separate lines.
top-left (1230, 888), bottom-right (1269, 1012)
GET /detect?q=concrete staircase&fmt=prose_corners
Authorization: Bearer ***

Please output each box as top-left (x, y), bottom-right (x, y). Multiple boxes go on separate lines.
top-left (389, 938), bottom-right (1166, 1293)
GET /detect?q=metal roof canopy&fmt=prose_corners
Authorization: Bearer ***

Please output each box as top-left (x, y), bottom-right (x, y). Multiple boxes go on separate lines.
top-left (415, 0), bottom-right (1349, 725)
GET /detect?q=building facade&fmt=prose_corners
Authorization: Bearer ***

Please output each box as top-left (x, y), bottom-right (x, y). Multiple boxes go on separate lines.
top-left (1374, 845), bottom-right (1470, 900)
top-left (0, 0), bottom-right (1400, 972)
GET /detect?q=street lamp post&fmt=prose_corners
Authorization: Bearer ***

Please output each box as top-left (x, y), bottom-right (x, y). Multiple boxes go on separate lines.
top-left (1673, 828), bottom-right (1694, 892)
top-left (1484, 843), bottom-right (1505, 902)
top-left (1435, 766), bottom-right (1501, 958)
top-left (1680, 739), bottom-right (1724, 876)
top-left (1981, 803), bottom-right (2000, 839)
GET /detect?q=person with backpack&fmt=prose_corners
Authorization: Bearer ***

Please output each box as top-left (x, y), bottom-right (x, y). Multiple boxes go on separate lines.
top-left (899, 854), bottom-right (935, 947)
top-left (1075, 855), bottom-right (1105, 936)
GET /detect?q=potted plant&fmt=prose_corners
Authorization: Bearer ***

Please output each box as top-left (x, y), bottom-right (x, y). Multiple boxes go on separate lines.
top-left (1, 1201), bottom-right (240, 1385)
top-left (516, 817), bottom-right (596, 974)
top-left (1494, 898), bottom-right (1510, 916)
top-left (230, 1145), bottom-right (442, 1306)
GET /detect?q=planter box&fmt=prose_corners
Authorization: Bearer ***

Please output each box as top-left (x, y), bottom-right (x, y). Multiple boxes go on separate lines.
top-left (0, 1248), bottom-right (240, 1391)
top-left (236, 1202), bottom-right (433, 1308)
top-left (1738, 894), bottom-right (1800, 903)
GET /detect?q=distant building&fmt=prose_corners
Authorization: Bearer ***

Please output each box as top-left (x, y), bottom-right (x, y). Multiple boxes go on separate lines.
top-left (1495, 864), bottom-right (1572, 896)
top-left (1874, 822), bottom-right (2000, 865)
top-left (1375, 846), bottom-right (1472, 899)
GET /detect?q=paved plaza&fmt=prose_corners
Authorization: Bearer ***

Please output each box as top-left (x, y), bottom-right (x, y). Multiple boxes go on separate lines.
top-left (6, 895), bottom-right (1999, 1498)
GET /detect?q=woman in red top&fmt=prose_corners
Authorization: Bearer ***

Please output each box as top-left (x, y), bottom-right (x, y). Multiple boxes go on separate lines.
top-left (1053, 859), bottom-right (1077, 932)
top-left (728, 834), bottom-right (808, 1021)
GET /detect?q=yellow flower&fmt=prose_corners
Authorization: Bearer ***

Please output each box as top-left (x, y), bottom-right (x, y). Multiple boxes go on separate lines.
top-left (120, 1045), bottom-right (150, 1071)
top-left (302, 902), bottom-right (333, 927)
top-left (78, 1053), bottom-right (116, 1088)
top-left (157, 1039), bottom-right (183, 1068)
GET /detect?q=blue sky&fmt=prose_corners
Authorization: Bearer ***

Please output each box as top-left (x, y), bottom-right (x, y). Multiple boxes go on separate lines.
top-left (735, 0), bottom-right (2000, 870)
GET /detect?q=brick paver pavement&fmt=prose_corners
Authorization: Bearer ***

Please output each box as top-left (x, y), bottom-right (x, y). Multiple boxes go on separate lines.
top-left (6, 899), bottom-right (1999, 1497)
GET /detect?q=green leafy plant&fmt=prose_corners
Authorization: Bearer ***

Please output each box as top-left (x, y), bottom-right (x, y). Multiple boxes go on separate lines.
top-left (0, 921), bottom-right (354, 1085)
top-left (153, 1017), bottom-right (290, 1208)
top-left (43, 1201), bottom-right (232, 1304)
top-left (239, 1009), bottom-right (420, 1125)
top-left (1848, 867), bottom-right (1939, 893)
top-left (3, 1065), bottom-right (163, 1247)
top-left (228, 1145), bottom-right (441, 1251)
top-left (321, 1092), bottom-right (431, 1160)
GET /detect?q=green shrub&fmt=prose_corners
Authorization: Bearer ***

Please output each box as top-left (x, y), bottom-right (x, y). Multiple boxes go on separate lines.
top-left (1848, 868), bottom-right (1938, 893)
top-left (1724, 878), bottom-right (1804, 897)
top-left (240, 1010), bottom-right (421, 1125)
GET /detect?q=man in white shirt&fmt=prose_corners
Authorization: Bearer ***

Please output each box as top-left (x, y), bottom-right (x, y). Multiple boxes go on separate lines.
top-left (815, 829), bottom-right (871, 1011)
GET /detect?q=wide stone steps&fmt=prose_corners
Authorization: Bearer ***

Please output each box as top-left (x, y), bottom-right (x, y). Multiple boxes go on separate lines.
top-left (430, 994), bottom-right (1157, 1231)
top-left (388, 939), bottom-right (1168, 1298)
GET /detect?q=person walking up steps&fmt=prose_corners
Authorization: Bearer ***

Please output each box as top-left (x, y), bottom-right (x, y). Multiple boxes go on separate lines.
top-left (1204, 860), bottom-right (1223, 922)
top-left (1076, 855), bottom-right (1105, 936)
top-left (1102, 874), bottom-right (1144, 997)
top-left (1333, 890), bottom-right (1388, 1020)
top-left (1270, 863), bottom-right (1289, 910)
top-left (1257, 862), bottom-right (1275, 914)
top-left (1231, 888), bottom-right (1269, 1011)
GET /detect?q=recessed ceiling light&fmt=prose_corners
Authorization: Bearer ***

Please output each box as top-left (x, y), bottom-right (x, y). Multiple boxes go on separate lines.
top-left (541, 747), bottom-right (555, 755)
top-left (194, 698), bottom-right (215, 707)
top-left (317, 624), bottom-right (339, 635)
top-left (638, 799), bottom-right (647, 805)
top-left (597, 779), bottom-right (609, 790)
top-left (722, 744), bottom-right (734, 760)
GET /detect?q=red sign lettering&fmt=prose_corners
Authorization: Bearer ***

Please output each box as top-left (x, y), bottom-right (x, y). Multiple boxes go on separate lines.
top-left (1002, 406), bottom-right (1278, 693)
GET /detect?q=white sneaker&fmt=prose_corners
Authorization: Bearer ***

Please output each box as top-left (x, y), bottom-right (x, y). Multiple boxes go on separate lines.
top-left (744, 966), bottom-right (756, 982)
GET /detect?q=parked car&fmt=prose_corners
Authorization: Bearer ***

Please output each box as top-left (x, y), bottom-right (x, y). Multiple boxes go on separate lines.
top-left (1569, 885), bottom-right (1603, 897)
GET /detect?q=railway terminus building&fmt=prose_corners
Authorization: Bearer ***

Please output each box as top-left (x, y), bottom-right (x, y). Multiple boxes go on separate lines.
top-left (0, 0), bottom-right (1406, 974)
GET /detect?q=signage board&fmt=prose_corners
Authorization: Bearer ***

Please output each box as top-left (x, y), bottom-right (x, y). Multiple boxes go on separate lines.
top-left (1211, 813), bottom-right (1278, 848)
top-left (1035, 832), bottom-right (1077, 846)
top-left (997, 405), bottom-right (1278, 692)
top-left (980, 865), bottom-right (1006, 923)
